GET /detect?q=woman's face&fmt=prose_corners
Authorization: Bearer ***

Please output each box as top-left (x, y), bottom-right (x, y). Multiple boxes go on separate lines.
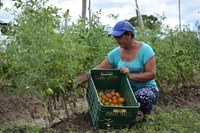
top-left (114, 34), bottom-right (132, 49)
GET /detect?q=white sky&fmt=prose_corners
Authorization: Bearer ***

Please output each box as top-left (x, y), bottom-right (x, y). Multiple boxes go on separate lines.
top-left (0, 0), bottom-right (200, 30)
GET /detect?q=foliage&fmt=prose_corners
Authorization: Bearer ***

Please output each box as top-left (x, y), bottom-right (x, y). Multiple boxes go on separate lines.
top-left (0, 0), bottom-right (200, 131)
top-left (1, 1), bottom-right (199, 94)
top-left (0, 124), bottom-right (40, 133)
top-left (61, 10), bottom-right (114, 72)
top-left (135, 18), bottom-right (200, 90)
top-left (129, 105), bottom-right (200, 133)
top-left (128, 14), bottom-right (162, 29)
top-left (0, 1), bottom-right (3, 8)
top-left (0, 0), bottom-right (114, 129)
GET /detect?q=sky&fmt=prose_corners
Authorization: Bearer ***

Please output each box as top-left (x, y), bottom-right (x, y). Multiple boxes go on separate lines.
top-left (0, 0), bottom-right (200, 30)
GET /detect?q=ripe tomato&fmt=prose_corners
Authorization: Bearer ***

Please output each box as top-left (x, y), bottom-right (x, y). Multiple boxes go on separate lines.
top-left (101, 94), bottom-right (107, 99)
top-left (106, 93), bottom-right (112, 99)
top-left (112, 96), bottom-right (117, 100)
top-left (109, 103), bottom-right (115, 106)
top-left (115, 92), bottom-right (121, 98)
top-left (108, 99), bottom-right (113, 103)
top-left (112, 99), bottom-right (118, 104)
top-left (118, 97), bottom-right (125, 104)
top-left (111, 91), bottom-right (116, 96)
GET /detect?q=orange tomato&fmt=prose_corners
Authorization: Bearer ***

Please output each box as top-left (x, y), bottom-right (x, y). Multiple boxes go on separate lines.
top-left (111, 91), bottom-right (116, 96)
top-left (112, 99), bottom-right (118, 104)
top-left (106, 93), bottom-right (112, 99)
top-left (101, 94), bottom-right (107, 99)
top-left (115, 92), bottom-right (121, 98)
top-left (112, 96), bottom-right (117, 100)
top-left (109, 103), bottom-right (115, 106)
top-left (118, 97), bottom-right (125, 104)
top-left (108, 99), bottom-right (112, 103)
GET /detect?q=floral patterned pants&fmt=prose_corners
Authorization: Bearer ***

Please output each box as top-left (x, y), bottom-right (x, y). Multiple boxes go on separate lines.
top-left (134, 87), bottom-right (159, 115)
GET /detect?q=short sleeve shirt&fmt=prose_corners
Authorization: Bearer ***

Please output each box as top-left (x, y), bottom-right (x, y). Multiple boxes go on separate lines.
top-left (107, 42), bottom-right (158, 92)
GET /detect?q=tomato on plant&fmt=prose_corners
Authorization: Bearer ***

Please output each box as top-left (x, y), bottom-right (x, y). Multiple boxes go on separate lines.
top-left (46, 88), bottom-right (54, 96)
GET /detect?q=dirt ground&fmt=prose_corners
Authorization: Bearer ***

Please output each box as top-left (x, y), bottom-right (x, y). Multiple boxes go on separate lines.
top-left (0, 84), bottom-right (199, 132)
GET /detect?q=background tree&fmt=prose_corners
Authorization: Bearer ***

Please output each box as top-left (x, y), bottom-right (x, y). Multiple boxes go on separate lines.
top-left (0, 0), bottom-right (3, 8)
top-left (128, 15), bottom-right (162, 30)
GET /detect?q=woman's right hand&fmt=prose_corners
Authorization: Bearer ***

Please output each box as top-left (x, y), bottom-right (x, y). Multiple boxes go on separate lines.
top-left (74, 72), bottom-right (89, 84)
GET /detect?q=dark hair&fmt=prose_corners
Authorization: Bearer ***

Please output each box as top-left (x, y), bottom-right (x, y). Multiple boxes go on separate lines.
top-left (123, 31), bottom-right (134, 38)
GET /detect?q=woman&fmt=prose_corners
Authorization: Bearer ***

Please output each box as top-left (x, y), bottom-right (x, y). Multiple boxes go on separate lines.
top-left (76, 20), bottom-right (159, 124)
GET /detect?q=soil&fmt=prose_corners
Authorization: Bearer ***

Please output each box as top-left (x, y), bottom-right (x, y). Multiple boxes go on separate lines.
top-left (0, 84), bottom-right (199, 133)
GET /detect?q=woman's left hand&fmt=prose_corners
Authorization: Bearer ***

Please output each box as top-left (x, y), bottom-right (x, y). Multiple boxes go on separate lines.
top-left (120, 67), bottom-right (133, 79)
top-left (120, 67), bottom-right (130, 74)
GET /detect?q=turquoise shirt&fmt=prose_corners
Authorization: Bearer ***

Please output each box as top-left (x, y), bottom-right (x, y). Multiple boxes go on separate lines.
top-left (107, 43), bottom-right (159, 92)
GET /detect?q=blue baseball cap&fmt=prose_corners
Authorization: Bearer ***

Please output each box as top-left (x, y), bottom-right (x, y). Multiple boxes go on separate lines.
top-left (109, 20), bottom-right (135, 36)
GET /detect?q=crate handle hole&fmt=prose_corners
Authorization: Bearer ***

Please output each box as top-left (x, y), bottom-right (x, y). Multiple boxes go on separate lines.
top-left (100, 72), bottom-right (113, 76)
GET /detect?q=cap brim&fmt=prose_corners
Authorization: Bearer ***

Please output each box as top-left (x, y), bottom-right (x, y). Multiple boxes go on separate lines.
top-left (109, 30), bottom-right (125, 36)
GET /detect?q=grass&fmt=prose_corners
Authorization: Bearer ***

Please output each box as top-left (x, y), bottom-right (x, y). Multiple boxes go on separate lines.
top-left (0, 104), bottom-right (199, 133)
top-left (0, 124), bottom-right (40, 133)
top-left (98, 104), bottom-right (200, 133)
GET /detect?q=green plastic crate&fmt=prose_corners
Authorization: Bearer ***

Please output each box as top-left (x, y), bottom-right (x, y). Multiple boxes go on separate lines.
top-left (87, 69), bottom-right (140, 130)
